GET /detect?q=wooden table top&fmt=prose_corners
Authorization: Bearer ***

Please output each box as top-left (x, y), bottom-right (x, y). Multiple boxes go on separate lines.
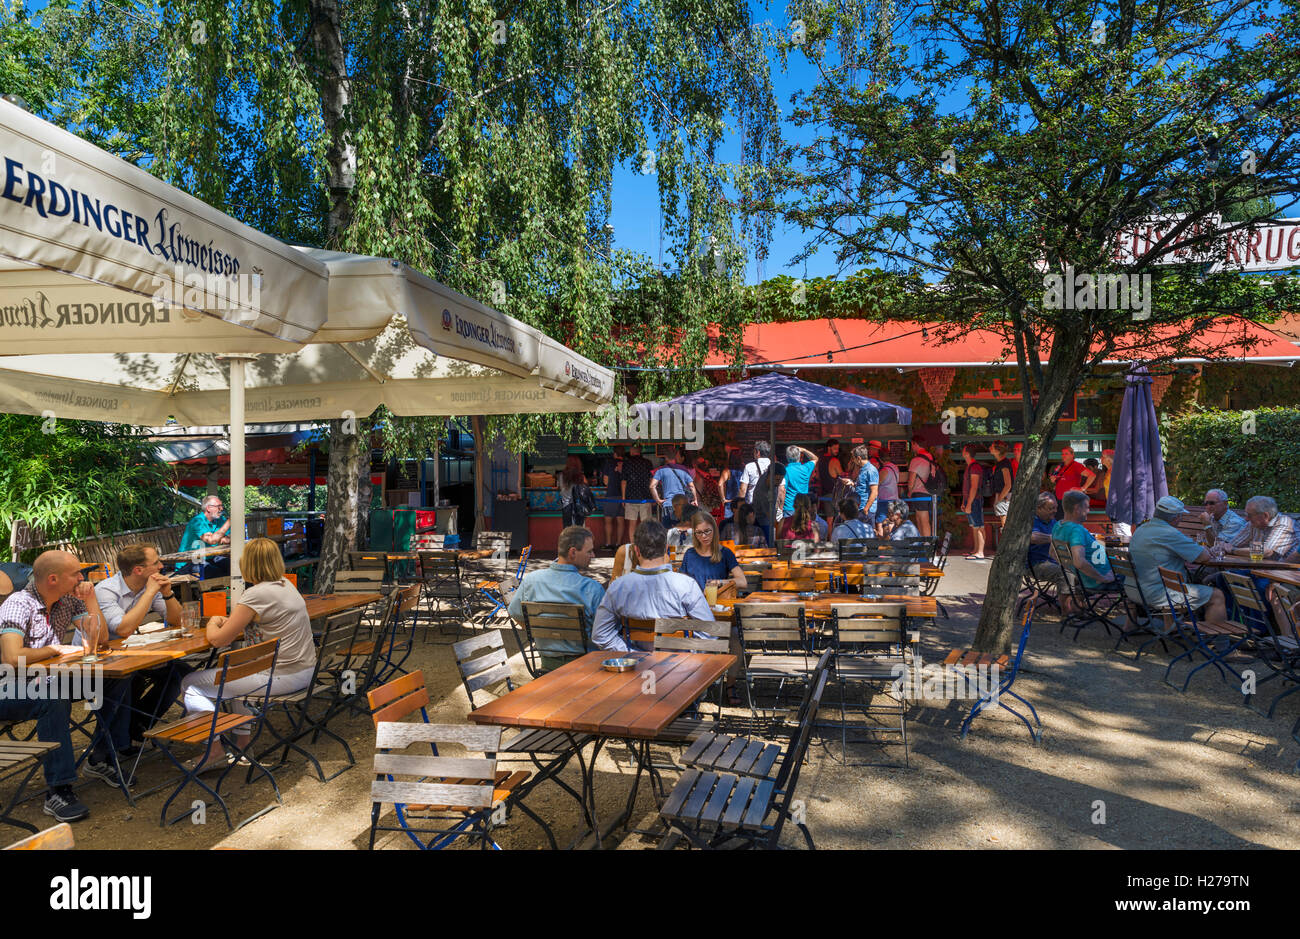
top-left (468, 650), bottom-right (735, 738)
top-left (716, 591), bottom-right (936, 620)
top-left (160, 534), bottom-right (295, 564)
top-left (1200, 557), bottom-right (1300, 571)
top-left (302, 592), bottom-right (384, 620)
top-left (1255, 568), bottom-right (1300, 587)
top-left (44, 631), bottom-right (214, 677)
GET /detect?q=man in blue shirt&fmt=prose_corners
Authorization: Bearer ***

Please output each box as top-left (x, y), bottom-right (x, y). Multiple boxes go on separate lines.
top-left (1027, 493), bottom-right (1069, 612)
top-left (508, 526), bottom-right (606, 671)
top-left (175, 495), bottom-right (232, 578)
top-left (650, 448), bottom-right (698, 527)
top-left (782, 445), bottom-right (819, 516)
top-left (1130, 496), bottom-right (1229, 626)
top-left (830, 499), bottom-right (872, 542)
top-left (1201, 489), bottom-right (1247, 545)
top-left (853, 446), bottom-right (880, 520)
top-left (592, 521), bottom-right (714, 652)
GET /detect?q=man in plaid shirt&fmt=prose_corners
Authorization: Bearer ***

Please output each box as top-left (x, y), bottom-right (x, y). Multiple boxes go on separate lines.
top-left (1220, 496), bottom-right (1298, 560)
top-left (0, 550), bottom-right (109, 822)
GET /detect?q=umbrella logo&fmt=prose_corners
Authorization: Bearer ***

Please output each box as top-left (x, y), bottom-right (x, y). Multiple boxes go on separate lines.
top-left (441, 309), bottom-right (452, 331)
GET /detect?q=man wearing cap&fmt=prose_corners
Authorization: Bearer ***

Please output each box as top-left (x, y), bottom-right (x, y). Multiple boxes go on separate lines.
top-left (1128, 495), bottom-right (1230, 626)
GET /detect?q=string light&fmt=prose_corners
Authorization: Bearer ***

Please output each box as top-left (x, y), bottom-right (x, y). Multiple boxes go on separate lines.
top-left (611, 325), bottom-right (933, 372)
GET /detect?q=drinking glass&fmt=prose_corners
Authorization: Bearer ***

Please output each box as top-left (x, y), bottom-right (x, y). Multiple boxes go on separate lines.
top-left (1251, 540), bottom-right (1265, 563)
top-left (181, 602), bottom-right (201, 637)
top-left (704, 583), bottom-right (719, 606)
top-left (80, 614), bottom-right (99, 661)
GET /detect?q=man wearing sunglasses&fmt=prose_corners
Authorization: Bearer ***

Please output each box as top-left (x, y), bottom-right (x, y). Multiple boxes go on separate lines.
top-left (1200, 489), bottom-right (1247, 545)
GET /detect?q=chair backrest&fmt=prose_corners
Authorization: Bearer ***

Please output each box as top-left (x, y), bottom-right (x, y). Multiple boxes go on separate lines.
top-left (933, 532), bottom-right (951, 568)
top-left (348, 551), bottom-right (389, 571)
top-left (4, 823), bottom-right (73, 850)
top-left (334, 569), bottom-right (386, 593)
top-left (1173, 512), bottom-right (1213, 546)
top-left (367, 669), bottom-right (430, 726)
top-left (1271, 584), bottom-right (1300, 648)
top-left (512, 546), bottom-right (533, 585)
top-left (1156, 565), bottom-right (1201, 631)
top-left (475, 530), bottom-right (513, 554)
top-left (521, 601), bottom-right (590, 652)
top-left (372, 722), bottom-right (503, 815)
top-left (416, 550), bottom-right (462, 597)
top-left (1050, 536), bottom-right (1084, 591)
top-left (734, 602), bottom-right (805, 646)
top-left (760, 572), bottom-right (816, 593)
top-left (1221, 571), bottom-right (1271, 636)
top-left (452, 631), bottom-right (514, 706)
top-left (214, 638), bottom-right (280, 705)
top-left (829, 602), bottom-right (907, 647)
top-left (650, 617), bottom-right (730, 654)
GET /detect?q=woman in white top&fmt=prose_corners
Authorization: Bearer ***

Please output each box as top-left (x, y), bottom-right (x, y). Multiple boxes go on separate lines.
top-left (180, 537), bottom-right (318, 770)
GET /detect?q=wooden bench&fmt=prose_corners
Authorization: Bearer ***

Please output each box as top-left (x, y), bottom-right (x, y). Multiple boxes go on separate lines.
top-left (5, 822), bottom-right (73, 850)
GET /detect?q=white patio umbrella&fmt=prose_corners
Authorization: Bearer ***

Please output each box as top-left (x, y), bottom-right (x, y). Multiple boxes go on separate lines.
top-left (0, 99), bottom-right (613, 592)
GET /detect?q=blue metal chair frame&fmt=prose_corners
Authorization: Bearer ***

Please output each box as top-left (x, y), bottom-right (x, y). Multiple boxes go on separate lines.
top-left (476, 545), bottom-right (532, 622)
top-left (959, 593), bottom-right (1042, 743)
top-left (1157, 566), bottom-right (1249, 693)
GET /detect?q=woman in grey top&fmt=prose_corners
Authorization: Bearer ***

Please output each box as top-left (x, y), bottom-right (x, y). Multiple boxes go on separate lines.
top-left (179, 538), bottom-right (317, 771)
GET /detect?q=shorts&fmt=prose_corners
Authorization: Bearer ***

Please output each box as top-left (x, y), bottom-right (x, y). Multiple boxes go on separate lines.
top-left (967, 501), bottom-right (984, 528)
top-left (598, 500), bottom-right (621, 518)
top-left (994, 499), bottom-right (1010, 517)
top-left (1145, 582), bottom-right (1214, 612)
top-left (623, 501), bottom-right (652, 522)
top-left (1030, 560), bottom-right (1066, 590)
top-left (874, 505), bottom-right (891, 525)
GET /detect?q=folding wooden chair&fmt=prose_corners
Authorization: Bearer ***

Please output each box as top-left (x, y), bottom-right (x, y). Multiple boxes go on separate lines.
top-left (734, 603), bottom-right (812, 719)
top-left (415, 550), bottom-right (469, 639)
top-left (1222, 572), bottom-right (1287, 714)
top-left (657, 670), bottom-right (828, 850)
top-left (475, 545), bottom-right (531, 624)
top-left (946, 593), bottom-right (1042, 743)
top-left (1157, 566), bottom-right (1251, 693)
top-left (515, 601), bottom-right (591, 677)
top-left (333, 569), bottom-right (386, 594)
top-left (366, 670), bottom-right (554, 850)
top-left (829, 602), bottom-right (912, 766)
top-left (1107, 553), bottom-right (1172, 657)
top-left (249, 612), bottom-right (366, 782)
top-left (1050, 535), bottom-right (1123, 640)
top-left (1259, 583), bottom-right (1300, 721)
top-left (4, 823), bottom-right (73, 849)
top-left (144, 639), bottom-right (283, 829)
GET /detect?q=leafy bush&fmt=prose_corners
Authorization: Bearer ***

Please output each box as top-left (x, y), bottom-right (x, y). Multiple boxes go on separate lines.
top-left (0, 416), bottom-right (176, 560)
top-left (1164, 408), bottom-right (1300, 511)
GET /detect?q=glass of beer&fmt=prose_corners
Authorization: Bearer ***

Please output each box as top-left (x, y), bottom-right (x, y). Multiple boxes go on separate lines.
top-left (1251, 540), bottom-right (1265, 563)
top-left (704, 583), bottom-right (719, 606)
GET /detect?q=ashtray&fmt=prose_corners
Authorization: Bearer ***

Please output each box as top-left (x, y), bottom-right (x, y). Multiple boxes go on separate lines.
top-left (602, 657), bottom-right (638, 673)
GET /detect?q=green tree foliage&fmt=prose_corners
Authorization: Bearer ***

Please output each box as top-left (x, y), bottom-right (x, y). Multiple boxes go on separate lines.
top-left (773, 0), bottom-right (1300, 649)
top-left (1164, 408), bottom-right (1300, 512)
top-left (0, 415), bottom-right (176, 558)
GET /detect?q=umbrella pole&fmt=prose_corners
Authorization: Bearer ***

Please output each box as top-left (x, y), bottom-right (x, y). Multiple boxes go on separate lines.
top-left (227, 356), bottom-right (251, 604)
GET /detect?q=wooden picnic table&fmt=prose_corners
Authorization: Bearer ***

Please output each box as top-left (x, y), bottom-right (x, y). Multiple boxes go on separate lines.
top-left (159, 533), bottom-right (298, 565)
top-left (302, 592), bottom-right (384, 620)
top-left (1253, 568), bottom-right (1300, 588)
top-left (469, 649), bottom-right (734, 848)
top-left (1199, 557), bottom-right (1300, 571)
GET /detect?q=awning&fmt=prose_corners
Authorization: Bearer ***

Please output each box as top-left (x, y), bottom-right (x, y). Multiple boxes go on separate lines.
top-left (700, 318), bottom-right (1300, 369)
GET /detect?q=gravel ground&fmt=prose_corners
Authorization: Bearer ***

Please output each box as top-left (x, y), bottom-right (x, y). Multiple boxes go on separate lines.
top-left (33, 555), bottom-right (1300, 850)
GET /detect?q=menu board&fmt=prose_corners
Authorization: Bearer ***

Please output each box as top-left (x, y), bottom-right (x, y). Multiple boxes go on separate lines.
top-left (530, 434), bottom-right (569, 466)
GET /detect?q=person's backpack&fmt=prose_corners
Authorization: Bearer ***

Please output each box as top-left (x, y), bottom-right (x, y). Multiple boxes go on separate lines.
top-left (924, 456), bottom-right (948, 496)
top-left (979, 463), bottom-right (995, 500)
top-left (832, 475), bottom-right (856, 505)
top-left (696, 472), bottom-right (722, 510)
top-left (574, 482), bottom-right (597, 518)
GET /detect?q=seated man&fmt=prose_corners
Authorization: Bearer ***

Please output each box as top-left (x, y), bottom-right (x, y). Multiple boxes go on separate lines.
top-left (1056, 489), bottom-right (1117, 592)
top-left (1201, 489), bottom-right (1247, 545)
top-left (507, 526), bottom-right (605, 671)
top-left (1129, 496), bottom-right (1230, 626)
top-left (0, 551), bottom-right (99, 822)
top-left (592, 521), bottom-right (715, 652)
top-left (89, 544), bottom-right (195, 784)
top-left (175, 495), bottom-right (232, 579)
top-left (830, 498), bottom-right (871, 542)
top-left (1027, 493), bottom-right (1071, 613)
top-left (1219, 495), bottom-right (1298, 561)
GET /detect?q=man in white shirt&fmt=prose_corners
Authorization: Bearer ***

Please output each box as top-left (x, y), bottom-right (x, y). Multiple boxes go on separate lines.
top-left (89, 544), bottom-right (193, 785)
top-left (737, 441), bottom-right (771, 504)
top-left (592, 521), bottom-right (715, 651)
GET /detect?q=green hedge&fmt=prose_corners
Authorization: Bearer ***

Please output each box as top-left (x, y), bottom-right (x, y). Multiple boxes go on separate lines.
top-left (1164, 408), bottom-right (1300, 512)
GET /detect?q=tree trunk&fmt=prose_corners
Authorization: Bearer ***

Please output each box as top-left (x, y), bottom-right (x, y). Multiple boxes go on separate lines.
top-left (307, 0), bottom-right (356, 594)
top-left (356, 455), bottom-right (372, 548)
top-left (972, 336), bottom-right (1089, 651)
top-left (317, 418), bottom-right (361, 593)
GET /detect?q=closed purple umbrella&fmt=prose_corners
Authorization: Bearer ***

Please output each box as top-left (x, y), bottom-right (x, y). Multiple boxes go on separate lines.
top-left (1106, 365), bottom-right (1169, 528)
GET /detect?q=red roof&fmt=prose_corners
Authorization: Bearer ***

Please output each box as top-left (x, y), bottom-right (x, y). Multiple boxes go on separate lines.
top-left (700, 318), bottom-right (1300, 369)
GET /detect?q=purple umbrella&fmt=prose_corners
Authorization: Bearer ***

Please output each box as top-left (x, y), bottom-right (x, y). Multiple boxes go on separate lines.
top-left (1106, 364), bottom-right (1169, 528)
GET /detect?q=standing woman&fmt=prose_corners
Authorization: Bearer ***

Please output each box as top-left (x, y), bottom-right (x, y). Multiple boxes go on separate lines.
top-left (559, 455), bottom-right (592, 529)
top-left (906, 445), bottom-right (935, 538)
top-left (719, 449), bottom-right (745, 528)
top-left (180, 538), bottom-right (316, 771)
